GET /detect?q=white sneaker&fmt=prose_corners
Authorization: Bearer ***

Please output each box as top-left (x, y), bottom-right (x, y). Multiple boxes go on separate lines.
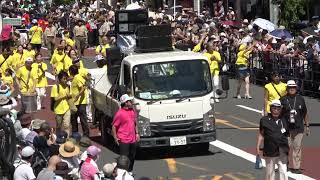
top-left (236, 95), bottom-right (241, 99)
top-left (214, 99), bottom-right (220, 103)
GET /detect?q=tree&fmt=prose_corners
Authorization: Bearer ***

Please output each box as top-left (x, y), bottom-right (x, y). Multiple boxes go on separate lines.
top-left (273, 0), bottom-right (307, 30)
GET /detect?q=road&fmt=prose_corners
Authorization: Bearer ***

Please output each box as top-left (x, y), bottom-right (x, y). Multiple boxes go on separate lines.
top-left (31, 50), bottom-right (320, 180)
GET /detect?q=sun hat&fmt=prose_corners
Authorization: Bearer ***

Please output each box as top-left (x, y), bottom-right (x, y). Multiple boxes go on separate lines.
top-left (103, 163), bottom-right (117, 177)
top-left (87, 145), bottom-right (102, 157)
top-left (270, 99), bottom-right (282, 107)
top-left (0, 95), bottom-right (9, 105)
top-left (30, 119), bottom-right (45, 130)
top-left (120, 94), bottom-right (133, 104)
top-left (59, 141), bottom-right (80, 158)
top-left (21, 146), bottom-right (35, 157)
top-left (287, 80), bottom-right (297, 87)
top-left (54, 162), bottom-right (71, 176)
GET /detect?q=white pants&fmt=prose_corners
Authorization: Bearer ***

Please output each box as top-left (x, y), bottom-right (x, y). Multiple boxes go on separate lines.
top-left (36, 87), bottom-right (46, 110)
top-left (212, 75), bottom-right (220, 98)
top-left (265, 151), bottom-right (288, 180)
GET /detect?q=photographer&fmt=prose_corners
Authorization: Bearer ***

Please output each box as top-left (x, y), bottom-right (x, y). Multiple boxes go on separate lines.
top-left (280, 80), bottom-right (310, 174)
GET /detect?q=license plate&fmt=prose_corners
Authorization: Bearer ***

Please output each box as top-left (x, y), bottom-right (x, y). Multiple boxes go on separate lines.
top-left (170, 136), bottom-right (187, 146)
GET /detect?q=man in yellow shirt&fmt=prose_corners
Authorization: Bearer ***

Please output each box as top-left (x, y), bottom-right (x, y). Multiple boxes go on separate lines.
top-left (16, 57), bottom-right (37, 94)
top-left (264, 71), bottom-right (287, 115)
top-left (95, 36), bottom-right (111, 57)
top-left (69, 65), bottom-right (89, 137)
top-left (29, 19), bottom-right (43, 52)
top-left (0, 48), bottom-right (12, 74)
top-left (50, 45), bottom-right (66, 75)
top-left (51, 71), bottom-right (72, 137)
top-left (203, 42), bottom-right (221, 102)
top-left (32, 53), bottom-right (48, 110)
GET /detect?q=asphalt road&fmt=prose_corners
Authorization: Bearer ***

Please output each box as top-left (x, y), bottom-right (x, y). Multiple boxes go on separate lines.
top-left (32, 51), bottom-right (320, 180)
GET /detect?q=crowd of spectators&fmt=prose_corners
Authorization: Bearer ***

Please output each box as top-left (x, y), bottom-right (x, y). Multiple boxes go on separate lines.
top-left (1, 0), bottom-right (320, 179)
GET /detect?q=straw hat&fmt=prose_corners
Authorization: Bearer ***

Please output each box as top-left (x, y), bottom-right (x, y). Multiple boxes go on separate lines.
top-left (59, 141), bottom-right (80, 158)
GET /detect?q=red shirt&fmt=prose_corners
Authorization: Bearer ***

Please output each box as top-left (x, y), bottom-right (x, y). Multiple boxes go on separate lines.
top-left (112, 108), bottom-right (137, 143)
top-left (23, 13), bottom-right (30, 26)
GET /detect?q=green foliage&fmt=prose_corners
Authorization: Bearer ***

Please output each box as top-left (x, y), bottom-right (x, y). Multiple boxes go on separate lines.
top-left (54, 0), bottom-right (75, 5)
top-left (275, 0), bottom-right (307, 30)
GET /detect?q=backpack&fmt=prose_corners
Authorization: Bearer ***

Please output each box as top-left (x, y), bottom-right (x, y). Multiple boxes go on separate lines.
top-left (50, 84), bottom-right (60, 111)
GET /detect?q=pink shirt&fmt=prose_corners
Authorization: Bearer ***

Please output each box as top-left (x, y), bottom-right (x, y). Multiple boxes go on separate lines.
top-left (112, 108), bottom-right (137, 143)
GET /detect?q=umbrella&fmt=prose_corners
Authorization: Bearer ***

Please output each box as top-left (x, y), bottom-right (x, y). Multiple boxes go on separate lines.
top-left (301, 27), bottom-right (319, 37)
top-left (252, 18), bottom-right (277, 32)
top-left (269, 29), bottom-right (293, 40)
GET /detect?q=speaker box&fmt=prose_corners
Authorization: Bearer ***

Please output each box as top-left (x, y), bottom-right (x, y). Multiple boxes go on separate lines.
top-left (115, 9), bottom-right (148, 34)
top-left (135, 24), bottom-right (172, 37)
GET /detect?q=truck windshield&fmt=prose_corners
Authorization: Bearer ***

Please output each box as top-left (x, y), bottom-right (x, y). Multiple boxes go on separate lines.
top-left (133, 60), bottom-right (212, 100)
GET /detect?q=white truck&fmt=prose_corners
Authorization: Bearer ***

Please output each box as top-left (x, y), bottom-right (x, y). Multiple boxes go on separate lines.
top-left (90, 50), bottom-right (229, 149)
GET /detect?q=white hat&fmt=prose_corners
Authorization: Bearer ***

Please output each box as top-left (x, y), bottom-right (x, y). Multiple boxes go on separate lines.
top-left (94, 55), bottom-right (104, 62)
top-left (243, 19), bottom-right (249, 24)
top-left (103, 163), bottom-right (117, 177)
top-left (120, 94), bottom-right (133, 104)
top-left (32, 19), bottom-right (37, 24)
top-left (220, 32), bottom-right (227, 37)
top-left (287, 80), bottom-right (297, 87)
top-left (25, 57), bottom-right (33, 63)
top-left (21, 146), bottom-right (35, 157)
top-left (239, 29), bottom-right (244, 32)
top-left (270, 99), bottom-right (282, 107)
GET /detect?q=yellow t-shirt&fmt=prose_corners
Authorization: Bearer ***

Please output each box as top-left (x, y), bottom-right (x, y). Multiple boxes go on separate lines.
top-left (236, 50), bottom-right (251, 66)
top-left (32, 62), bottom-right (48, 88)
top-left (11, 52), bottom-right (25, 71)
top-left (23, 49), bottom-right (36, 59)
top-left (16, 66), bottom-right (38, 93)
top-left (265, 82), bottom-right (287, 113)
top-left (51, 53), bottom-right (66, 74)
top-left (2, 75), bottom-right (14, 87)
top-left (71, 74), bottom-right (88, 105)
top-left (0, 54), bottom-right (11, 72)
top-left (29, 26), bottom-right (43, 44)
top-left (192, 42), bottom-right (202, 52)
top-left (95, 44), bottom-right (110, 56)
top-left (204, 51), bottom-right (221, 76)
top-left (51, 84), bottom-right (70, 115)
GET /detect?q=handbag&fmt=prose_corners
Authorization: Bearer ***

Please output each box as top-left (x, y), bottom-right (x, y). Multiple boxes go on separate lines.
top-left (255, 155), bottom-right (263, 169)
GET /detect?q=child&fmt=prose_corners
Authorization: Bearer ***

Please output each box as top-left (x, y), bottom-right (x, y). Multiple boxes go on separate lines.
top-left (32, 53), bottom-right (48, 110)
top-left (1, 68), bottom-right (15, 95)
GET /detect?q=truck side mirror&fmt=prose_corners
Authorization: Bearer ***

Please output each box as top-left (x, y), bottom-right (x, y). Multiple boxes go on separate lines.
top-left (221, 74), bottom-right (230, 91)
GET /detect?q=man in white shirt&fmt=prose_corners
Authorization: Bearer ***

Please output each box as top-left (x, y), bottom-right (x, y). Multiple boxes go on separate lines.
top-left (115, 156), bottom-right (134, 180)
top-left (14, 146), bottom-right (36, 180)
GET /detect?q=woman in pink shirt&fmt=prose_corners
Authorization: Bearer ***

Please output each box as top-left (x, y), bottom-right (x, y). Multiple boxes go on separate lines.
top-left (112, 94), bottom-right (139, 174)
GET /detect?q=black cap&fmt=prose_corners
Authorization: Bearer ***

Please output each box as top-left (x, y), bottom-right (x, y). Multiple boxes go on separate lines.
top-left (56, 130), bottom-right (68, 144)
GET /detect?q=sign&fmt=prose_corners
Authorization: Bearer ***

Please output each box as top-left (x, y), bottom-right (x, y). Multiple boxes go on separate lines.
top-left (3, 18), bottom-right (22, 26)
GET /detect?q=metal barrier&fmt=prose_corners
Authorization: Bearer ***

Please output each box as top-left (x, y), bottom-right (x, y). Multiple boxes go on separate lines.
top-left (221, 47), bottom-right (320, 98)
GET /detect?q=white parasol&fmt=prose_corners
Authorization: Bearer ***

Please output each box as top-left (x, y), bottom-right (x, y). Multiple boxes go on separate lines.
top-left (252, 18), bottom-right (277, 32)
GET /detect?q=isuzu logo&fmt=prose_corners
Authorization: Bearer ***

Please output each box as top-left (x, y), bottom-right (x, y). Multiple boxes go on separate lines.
top-left (167, 114), bottom-right (186, 120)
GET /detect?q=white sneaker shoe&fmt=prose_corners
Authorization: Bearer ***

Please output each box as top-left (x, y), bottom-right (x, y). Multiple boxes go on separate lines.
top-left (214, 99), bottom-right (220, 103)
top-left (236, 95), bottom-right (241, 99)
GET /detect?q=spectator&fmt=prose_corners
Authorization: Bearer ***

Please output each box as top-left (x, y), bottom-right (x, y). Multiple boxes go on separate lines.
top-left (14, 146), bottom-right (36, 180)
top-left (73, 19), bottom-right (88, 57)
top-left (115, 155), bottom-right (134, 180)
top-left (59, 141), bottom-right (81, 173)
top-left (112, 94), bottom-right (139, 173)
top-left (37, 155), bottom-right (61, 180)
top-left (280, 80), bottom-right (310, 174)
top-left (54, 161), bottom-right (72, 180)
top-left (102, 163), bottom-right (117, 180)
top-left (94, 54), bottom-right (107, 69)
top-left (33, 121), bottom-right (56, 159)
top-left (257, 99), bottom-right (289, 180)
top-left (80, 145), bottom-right (102, 180)
top-left (44, 19), bottom-right (57, 57)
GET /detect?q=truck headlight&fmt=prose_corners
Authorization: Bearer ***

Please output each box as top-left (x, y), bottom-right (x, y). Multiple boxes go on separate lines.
top-left (203, 110), bottom-right (214, 132)
top-left (137, 116), bottom-right (151, 137)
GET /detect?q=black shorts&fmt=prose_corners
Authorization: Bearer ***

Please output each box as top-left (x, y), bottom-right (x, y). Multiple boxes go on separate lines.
top-left (236, 65), bottom-right (250, 78)
top-left (31, 43), bottom-right (41, 52)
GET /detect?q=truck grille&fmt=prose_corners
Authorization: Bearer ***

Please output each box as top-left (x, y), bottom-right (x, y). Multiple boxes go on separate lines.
top-left (150, 119), bottom-right (204, 137)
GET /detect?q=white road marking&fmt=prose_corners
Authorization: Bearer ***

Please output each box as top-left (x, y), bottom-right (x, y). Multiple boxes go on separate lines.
top-left (210, 140), bottom-right (316, 180)
top-left (236, 105), bottom-right (262, 114)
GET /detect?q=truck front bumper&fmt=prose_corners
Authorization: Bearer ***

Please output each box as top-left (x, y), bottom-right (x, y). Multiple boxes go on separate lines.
top-left (138, 131), bottom-right (216, 148)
